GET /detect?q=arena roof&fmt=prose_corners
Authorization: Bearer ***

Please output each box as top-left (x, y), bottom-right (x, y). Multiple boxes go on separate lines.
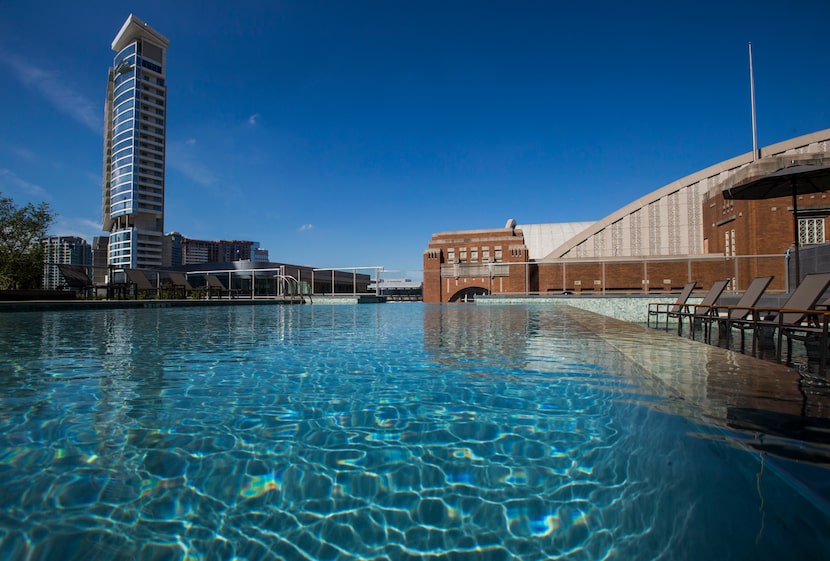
top-left (517, 222), bottom-right (595, 260)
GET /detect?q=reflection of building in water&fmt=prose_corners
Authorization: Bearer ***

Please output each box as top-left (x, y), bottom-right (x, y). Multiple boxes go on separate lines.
top-left (22, 311), bottom-right (167, 459)
top-left (422, 305), bottom-right (536, 369)
top-left (99, 310), bottom-right (166, 404)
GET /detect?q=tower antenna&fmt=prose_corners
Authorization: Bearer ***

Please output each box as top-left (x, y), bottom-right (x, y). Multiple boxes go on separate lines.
top-left (749, 42), bottom-right (758, 160)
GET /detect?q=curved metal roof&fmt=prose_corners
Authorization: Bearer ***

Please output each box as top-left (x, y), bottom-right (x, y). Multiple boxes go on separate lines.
top-left (539, 128), bottom-right (830, 261)
top-left (517, 222), bottom-right (595, 260)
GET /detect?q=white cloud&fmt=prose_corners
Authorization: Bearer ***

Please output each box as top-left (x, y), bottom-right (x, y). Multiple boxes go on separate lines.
top-left (52, 217), bottom-right (105, 243)
top-left (166, 140), bottom-right (218, 187)
top-left (298, 224), bottom-right (313, 232)
top-left (0, 168), bottom-right (50, 199)
top-left (11, 147), bottom-right (37, 161)
top-left (248, 113), bottom-right (261, 126)
top-left (168, 158), bottom-right (218, 186)
top-left (0, 50), bottom-right (101, 133)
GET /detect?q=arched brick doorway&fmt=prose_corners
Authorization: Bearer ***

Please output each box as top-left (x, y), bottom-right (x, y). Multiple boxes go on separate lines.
top-left (448, 286), bottom-right (490, 302)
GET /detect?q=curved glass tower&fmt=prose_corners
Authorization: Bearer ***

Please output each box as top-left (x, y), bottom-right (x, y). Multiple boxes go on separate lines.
top-left (102, 15), bottom-right (169, 269)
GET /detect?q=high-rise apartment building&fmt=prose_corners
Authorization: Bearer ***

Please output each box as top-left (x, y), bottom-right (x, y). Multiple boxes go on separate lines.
top-left (178, 237), bottom-right (258, 265)
top-left (102, 15), bottom-right (169, 269)
top-left (92, 236), bottom-right (109, 285)
top-left (41, 236), bottom-right (92, 289)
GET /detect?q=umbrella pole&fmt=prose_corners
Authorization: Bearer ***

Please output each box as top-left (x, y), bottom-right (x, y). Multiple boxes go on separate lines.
top-left (792, 183), bottom-right (801, 287)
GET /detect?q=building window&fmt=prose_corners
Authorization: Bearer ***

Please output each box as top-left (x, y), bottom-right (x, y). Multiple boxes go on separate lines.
top-left (447, 248), bottom-right (455, 263)
top-left (799, 217), bottom-right (825, 246)
top-left (494, 246), bottom-right (503, 263)
top-left (470, 248), bottom-right (478, 263)
top-left (724, 229), bottom-right (736, 257)
top-left (459, 248), bottom-right (467, 263)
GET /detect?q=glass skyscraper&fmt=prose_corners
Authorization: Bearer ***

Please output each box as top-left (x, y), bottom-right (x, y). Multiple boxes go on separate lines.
top-left (102, 15), bottom-right (169, 269)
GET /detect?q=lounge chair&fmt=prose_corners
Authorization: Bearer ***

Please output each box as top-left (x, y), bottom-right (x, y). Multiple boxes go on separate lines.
top-left (712, 276), bottom-right (774, 346)
top-left (166, 272), bottom-right (194, 299)
top-left (125, 269), bottom-right (159, 299)
top-left (776, 295), bottom-right (830, 371)
top-left (726, 272), bottom-right (830, 358)
top-left (647, 281), bottom-right (697, 331)
top-left (205, 274), bottom-right (235, 299)
top-left (676, 279), bottom-right (730, 338)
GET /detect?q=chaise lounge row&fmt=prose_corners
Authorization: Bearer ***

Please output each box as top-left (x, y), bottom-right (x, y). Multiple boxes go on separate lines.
top-left (58, 266), bottom-right (239, 300)
top-left (649, 273), bottom-right (830, 372)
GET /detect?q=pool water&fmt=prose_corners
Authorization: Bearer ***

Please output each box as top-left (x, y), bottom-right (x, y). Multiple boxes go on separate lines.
top-left (0, 303), bottom-right (828, 560)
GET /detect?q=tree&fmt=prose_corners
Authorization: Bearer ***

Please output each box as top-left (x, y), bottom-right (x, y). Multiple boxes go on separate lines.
top-left (0, 193), bottom-right (54, 290)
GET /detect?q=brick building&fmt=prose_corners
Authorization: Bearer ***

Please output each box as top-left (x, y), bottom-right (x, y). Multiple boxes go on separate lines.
top-left (423, 129), bottom-right (830, 303)
top-left (424, 221), bottom-right (530, 303)
top-left (703, 156), bottom-right (830, 288)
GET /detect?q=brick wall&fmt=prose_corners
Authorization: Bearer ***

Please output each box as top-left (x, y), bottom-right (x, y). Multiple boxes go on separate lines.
top-left (423, 189), bottom-right (828, 302)
top-left (423, 227), bottom-right (529, 302)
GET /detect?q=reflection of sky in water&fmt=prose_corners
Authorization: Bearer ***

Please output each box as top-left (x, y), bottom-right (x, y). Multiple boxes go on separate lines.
top-left (0, 304), bottom-right (827, 560)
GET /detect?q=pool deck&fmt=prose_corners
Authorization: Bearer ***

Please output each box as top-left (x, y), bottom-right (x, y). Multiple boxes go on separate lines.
top-left (564, 306), bottom-right (830, 466)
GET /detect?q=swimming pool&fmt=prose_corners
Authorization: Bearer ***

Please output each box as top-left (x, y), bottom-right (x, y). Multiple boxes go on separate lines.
top-left (0, 303), bottom-right (827, 560)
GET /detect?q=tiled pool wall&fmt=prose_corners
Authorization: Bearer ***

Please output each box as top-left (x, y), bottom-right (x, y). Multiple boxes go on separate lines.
top-left (477, 293), bottom-right (796, 324)
top-left (476, 295), bottom-right (703, 324)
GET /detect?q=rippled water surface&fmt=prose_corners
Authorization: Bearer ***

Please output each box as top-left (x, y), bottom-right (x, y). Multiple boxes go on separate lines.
top-left (0, 304), bottom-right (828, 560)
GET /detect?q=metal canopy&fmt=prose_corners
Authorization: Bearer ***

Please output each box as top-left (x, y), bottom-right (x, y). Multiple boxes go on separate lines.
top-left (724, 164), bottom-right (830, 200)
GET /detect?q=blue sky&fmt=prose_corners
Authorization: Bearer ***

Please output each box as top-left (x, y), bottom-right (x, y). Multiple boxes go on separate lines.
top-left (1, 1), bottom-right (829, 274)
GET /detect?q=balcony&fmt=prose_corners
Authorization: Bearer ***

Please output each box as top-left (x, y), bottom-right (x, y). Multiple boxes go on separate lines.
top-left (440, 263), bottom-right (511, 278)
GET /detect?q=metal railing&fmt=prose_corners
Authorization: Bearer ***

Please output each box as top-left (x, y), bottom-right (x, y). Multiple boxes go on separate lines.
top-left (436, 254), bottom-right (792, 297)
top-left (89, 265), bottom-right (390, 300)
top-left (184, 268), bottom-right (308, 300)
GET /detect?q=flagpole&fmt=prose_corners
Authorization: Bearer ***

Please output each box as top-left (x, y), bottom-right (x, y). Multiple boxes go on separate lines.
top-left (749, 42), bottom-right (758, 161)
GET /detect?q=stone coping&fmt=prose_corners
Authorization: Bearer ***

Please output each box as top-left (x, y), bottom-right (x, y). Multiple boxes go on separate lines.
top-left (0, 298), bottom-right (304, 313)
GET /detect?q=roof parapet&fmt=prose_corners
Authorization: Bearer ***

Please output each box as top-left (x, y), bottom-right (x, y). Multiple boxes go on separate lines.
top-left (112, 14), bottom-right (169, 52)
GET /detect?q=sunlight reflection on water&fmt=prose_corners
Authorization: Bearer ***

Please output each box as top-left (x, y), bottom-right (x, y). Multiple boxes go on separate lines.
top-left (0, 303), bottom-right (827, 560)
